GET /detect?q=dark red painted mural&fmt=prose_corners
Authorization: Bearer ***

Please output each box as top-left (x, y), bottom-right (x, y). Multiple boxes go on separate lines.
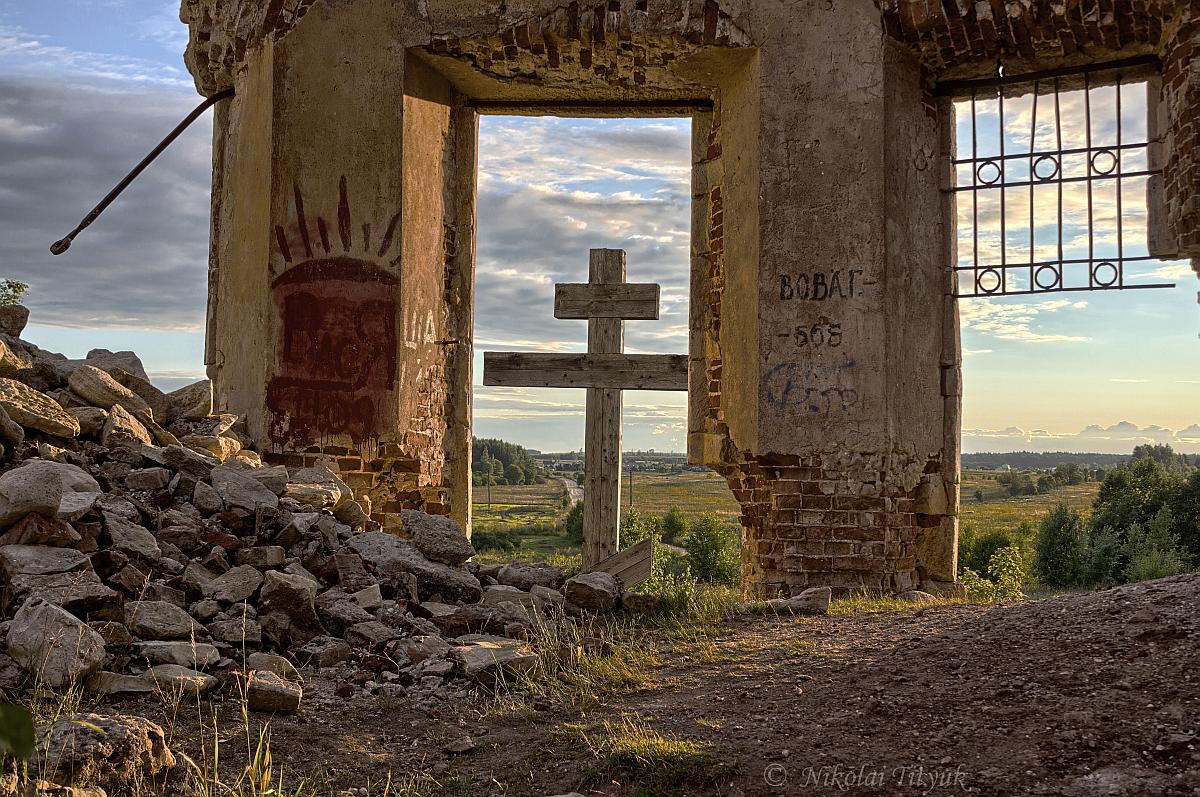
top-left (267, 179), bottom-right (401, 445)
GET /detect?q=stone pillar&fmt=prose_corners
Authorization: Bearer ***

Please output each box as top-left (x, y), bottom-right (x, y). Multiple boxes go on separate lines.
top-left (204, 1), bottom-right (471, 532)
top-left (710, 0), bottom-right (958, 597)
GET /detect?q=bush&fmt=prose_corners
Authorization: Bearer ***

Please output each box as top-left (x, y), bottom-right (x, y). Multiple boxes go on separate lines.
top-left (1033, 504), bottom-right (1086, 587)
top-left (619, 509), bottom-right (695, 601)
top-left (620, 509), bottom-right (661, 548)
top-left (636, 562), bottom-right (700, 610)
top-left (0, 280), bottom-right (28, 307)
top-left (1091, 457), bottom-right (1180, 538)
top-left (1081, 524), bottom-right (1123, 586)
top-left (471, 526), bottom-right (519, 553)
top-left (962, 530), bottom-right (1014, 578)
top-left (683, 514), bottom-right (740, 588)
top-left (1170, 470), bottom-right (1200, 559)
top-left (957, 567), bottom-right (996, 601)
top-left (1125, 546), bottom-right (1190, 583)
top-left (560, 501), bottom-right (584, 545)
top-left (987, 545), bottom-right (1028, 600)
top-left (1122, 507), bottom-right (1191, 583)
top-left (660, 506), bottom-right (688, 545)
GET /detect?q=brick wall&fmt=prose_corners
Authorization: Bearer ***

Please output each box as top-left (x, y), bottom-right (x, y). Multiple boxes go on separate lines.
top-left (1163, 10), bottom-right (1200, 255)
top-left (266, 359), bottom-right (451, 533)
top-left (877, 1), bottom-right (1179, 75)
top-left (717, 451), bottom-right (937, 597)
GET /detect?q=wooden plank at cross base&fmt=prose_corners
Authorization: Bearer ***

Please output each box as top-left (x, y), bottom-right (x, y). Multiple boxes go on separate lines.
top-left (482, 353), bottom-right (688, 390)
top-left (593, 536), bottom-right (654, 586)
top-left (554, 283), bottom-right (661, 319)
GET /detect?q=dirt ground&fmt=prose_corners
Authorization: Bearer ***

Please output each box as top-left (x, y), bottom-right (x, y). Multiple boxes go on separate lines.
top-left (111, 573), bottom-right (1199, 797)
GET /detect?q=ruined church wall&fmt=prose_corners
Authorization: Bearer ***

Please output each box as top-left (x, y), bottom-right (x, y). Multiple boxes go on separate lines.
top-left (707, 0), bottom-right (956, 597)
top-left (185, 0), bottom-right (1198, 596)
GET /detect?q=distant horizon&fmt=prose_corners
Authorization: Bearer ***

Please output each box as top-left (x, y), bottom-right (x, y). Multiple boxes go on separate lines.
top-left (495, 439), bottom-right (1192, 459)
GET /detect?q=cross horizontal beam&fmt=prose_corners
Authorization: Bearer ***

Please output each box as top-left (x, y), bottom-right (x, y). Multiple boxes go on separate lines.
top-left (554, 283), bottom-right (661, 319)
top-left (482, 352), bottom-right (688, 390)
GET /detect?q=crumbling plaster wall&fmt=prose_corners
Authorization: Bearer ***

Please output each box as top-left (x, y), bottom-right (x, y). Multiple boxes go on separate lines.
top-left (184, 0), bottom-right (1197, 595)
top-left (200, 0), bottom-right (469, 535)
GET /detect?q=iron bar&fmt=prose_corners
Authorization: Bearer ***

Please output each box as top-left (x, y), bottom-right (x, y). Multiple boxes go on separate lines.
top-left (1029, 80), bottom-right (1039, 288)
top-left (1085, 71), bottom-right (1095, 287)
top-left (1055, 77), bottom-right (1064, 275)
top-left (50, 88), bottom-right (235, 255)
top-left (971, 89), bottom-right (979, 296)
top-left (952, 141), bottom-right (1148, 166)
top-left (999, 85), bottom-right (1007, 294)
top-left (1116, 77), bottom-right (1125, 287)
top-left (950, 168), bottom-right (1158, 192)
top-left (954, 282), bottom-right (1174, 298)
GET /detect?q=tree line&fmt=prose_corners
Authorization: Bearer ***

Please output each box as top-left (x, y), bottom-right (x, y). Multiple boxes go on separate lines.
top-left (1034, 444), bottom-right (1199, 587)
top-left (962, 451), bottom-right (1135, 470)
top-left (471, 437), bottom-right (546, 486)
top-left (961, 444), bottom-right (1200, 590)
top-left (983, 462), bottom-right (1100, 499)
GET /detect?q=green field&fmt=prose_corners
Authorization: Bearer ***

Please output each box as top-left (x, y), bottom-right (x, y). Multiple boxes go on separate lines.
top-left (960, 469), bottom-right (1098, 540)
top-left (471, 471), bottom-right (740, 530)
top-left (470, 468), bottom-right (1100, 561)
top-left (470, 471), bottom-right (741, 560)
top-left (471, 481), bottom-right (566, 527)
top-left (625, 470), bottom-right (740, 522)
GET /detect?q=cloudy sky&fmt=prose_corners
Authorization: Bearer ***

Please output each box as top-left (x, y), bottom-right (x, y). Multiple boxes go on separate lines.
top-left (1, 2), bottom-right (1196, 455)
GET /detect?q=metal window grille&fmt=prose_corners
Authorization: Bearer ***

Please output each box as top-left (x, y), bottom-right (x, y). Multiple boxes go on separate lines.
top-left (942, 59), bottom-right (1177, 298)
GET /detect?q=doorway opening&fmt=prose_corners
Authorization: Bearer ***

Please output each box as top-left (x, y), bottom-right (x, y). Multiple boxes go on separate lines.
top-left (468, 114), bottom-right (741, 569)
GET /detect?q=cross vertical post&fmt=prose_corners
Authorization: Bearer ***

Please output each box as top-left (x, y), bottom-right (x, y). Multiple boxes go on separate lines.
top-left (583, 249), bottom-right (624, 567)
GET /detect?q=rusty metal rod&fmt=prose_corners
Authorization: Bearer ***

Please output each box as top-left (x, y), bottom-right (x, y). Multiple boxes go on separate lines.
top-left (50, 88), bottom-right (235, 256)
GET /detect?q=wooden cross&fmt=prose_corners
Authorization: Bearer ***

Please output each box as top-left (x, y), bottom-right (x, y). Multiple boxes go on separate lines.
top-left (483, 249), bottom-right (688, 571)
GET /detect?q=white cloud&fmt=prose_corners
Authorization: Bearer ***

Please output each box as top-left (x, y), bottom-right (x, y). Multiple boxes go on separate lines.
top-left (138, 3), bottom-right (191, 54)
top-left (149, 368), bottom-right (206, 380)
top-left (0, 25), bottom-right (190, 86)
top-left (1146, 262), bottom-right (1196, 280)
top-left (959, 297), bottom-right (1089, 342)
top-left (474, 116), bottom-right (692, 359)
top-left (964, 421), bottom-right (1200, 454)
top-left (0, 77), bottom-right (211, 329)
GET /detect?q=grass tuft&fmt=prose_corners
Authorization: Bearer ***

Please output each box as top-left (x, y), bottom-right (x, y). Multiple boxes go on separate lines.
top-left (481, 609), bottom-right (657, 716)
top-left (579, 717), bottom-right (736, 797)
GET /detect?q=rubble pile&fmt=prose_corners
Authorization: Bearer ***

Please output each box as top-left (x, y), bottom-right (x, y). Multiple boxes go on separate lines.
top-left (0, 307), bottom-right (631, 717)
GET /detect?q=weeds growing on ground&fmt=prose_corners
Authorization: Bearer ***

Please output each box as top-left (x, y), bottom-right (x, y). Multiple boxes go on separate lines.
top-left (480, 608), bottom-right (657, 717)
top-left (576, 716), bottom-right (736, 797)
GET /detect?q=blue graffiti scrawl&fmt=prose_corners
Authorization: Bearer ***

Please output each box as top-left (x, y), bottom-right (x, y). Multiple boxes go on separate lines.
top-left (763, 358), bottom-right (860, 415)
